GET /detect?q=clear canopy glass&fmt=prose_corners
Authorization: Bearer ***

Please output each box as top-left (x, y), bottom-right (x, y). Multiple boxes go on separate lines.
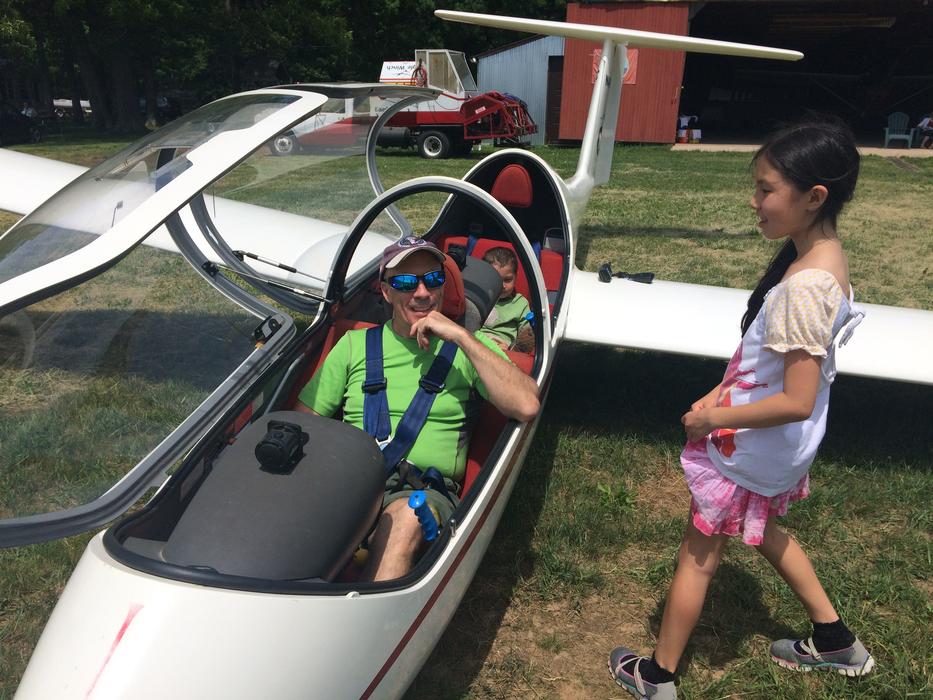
top-left (0, 94), bottom-right (300, 286)
top-left (0, 245), bottom-right (263, 520)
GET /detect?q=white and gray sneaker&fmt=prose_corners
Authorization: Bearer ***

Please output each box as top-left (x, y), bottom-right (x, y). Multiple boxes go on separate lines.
top-left (608, 647), bottom-right (677, 700)
top-left (770, 636), bottom-right (875, 676)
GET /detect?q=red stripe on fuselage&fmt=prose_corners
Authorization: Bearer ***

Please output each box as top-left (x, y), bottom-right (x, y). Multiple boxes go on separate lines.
top-left (85, 603), bottom-right (143, 699)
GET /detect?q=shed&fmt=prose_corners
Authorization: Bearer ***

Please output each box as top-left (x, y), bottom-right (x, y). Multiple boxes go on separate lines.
top-left (476, 35), bottom-right (565, 146)
top-left (476, 2), bottom-right (690, 145)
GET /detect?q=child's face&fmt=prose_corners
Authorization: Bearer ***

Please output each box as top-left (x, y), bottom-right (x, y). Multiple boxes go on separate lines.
top-left (749, 157), bottom-right (820, 241)
top-left (491, 262), bottom-right (517, 300)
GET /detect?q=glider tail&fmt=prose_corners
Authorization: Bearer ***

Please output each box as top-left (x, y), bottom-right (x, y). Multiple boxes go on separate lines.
top-left (435, 10), bottom-right (802, 210)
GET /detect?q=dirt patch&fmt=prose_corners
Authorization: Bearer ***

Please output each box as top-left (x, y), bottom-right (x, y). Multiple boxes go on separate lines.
top-left (472, 589), bottom-right (664, 698)
top-left (635, 459), bottom-right (691, 520)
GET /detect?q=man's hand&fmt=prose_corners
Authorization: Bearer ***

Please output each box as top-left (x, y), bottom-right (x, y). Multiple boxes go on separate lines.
top-left (409, 311), bottom-right (539, 422)
top-left (409, 311), bottom-right (467, 349)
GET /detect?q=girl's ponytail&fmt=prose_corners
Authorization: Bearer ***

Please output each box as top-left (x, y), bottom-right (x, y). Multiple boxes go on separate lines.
top-left (741, 240), bottom-right (796, 336)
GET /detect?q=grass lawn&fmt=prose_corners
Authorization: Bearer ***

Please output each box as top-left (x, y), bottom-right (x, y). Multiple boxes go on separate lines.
top-left (1, 138), bottom-right (931, 699)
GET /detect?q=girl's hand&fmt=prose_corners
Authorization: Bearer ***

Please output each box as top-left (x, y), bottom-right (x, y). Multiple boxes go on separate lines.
top-left (690, 384), bottom-right (722, 412)
top-left (681, 408), bottom-right (718, 442)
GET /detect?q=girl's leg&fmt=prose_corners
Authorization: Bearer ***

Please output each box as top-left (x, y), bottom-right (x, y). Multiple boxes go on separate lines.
top-left (757, 516), bottom-right (875, 674)
top-left (654, 519), bottom-right (729, 672)
top-left (754, 515), bottom-right (837, 623)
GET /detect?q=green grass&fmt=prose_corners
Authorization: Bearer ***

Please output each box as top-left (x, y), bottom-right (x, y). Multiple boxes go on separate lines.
top-left (1, 137), bottom-right (931, 699)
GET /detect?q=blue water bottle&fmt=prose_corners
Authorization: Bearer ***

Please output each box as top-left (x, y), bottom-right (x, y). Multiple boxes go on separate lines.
top-left (408, 490), bottom-right (439, 541)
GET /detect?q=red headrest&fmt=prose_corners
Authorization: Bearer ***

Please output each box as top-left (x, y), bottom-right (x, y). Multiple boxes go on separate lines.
top-left (490, 164), bottom-right (533, 208)
top-left (440, 254), bottom-right (465, 320)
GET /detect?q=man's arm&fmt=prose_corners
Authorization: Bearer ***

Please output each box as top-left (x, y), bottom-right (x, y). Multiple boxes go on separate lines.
top-left (411, 311), bottom-right (540, 422)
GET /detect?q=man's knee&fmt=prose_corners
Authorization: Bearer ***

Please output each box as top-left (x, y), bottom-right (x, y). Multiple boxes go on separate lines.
top-left (380, 498), bottom-right (423, 546)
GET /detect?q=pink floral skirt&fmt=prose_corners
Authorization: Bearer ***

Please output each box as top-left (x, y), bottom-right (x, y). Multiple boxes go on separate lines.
top-left (680, 440), bottom-right (809, 545)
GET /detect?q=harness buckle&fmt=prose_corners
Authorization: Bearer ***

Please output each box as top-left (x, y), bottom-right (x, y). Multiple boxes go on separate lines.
top-left (362, 379), bottom-right (387, 393)
top-left (418, 377), bottom-right (445, 394)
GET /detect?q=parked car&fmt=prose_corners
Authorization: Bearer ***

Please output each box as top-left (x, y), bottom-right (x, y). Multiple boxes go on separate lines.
top-left (0, 104), bottom-right (41, 146)
top-left (52, 98), bottom-right (92, 119)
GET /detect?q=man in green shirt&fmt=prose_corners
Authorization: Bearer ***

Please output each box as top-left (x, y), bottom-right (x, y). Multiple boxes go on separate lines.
top-left (298, 236), bottom-right (539, 581)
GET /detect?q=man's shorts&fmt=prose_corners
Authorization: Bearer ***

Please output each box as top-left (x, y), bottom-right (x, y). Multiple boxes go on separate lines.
top-left (383, 472), bottom-right (460, 523)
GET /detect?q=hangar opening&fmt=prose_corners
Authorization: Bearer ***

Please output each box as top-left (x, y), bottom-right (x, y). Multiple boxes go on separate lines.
top-left (682, 0), bottom-right (933, 142)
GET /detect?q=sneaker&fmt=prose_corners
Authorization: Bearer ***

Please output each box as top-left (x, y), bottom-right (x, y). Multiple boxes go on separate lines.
top-left (608, 647), bottom-right (677, 699)
top-left (770, 636), bottom-right (875, 676)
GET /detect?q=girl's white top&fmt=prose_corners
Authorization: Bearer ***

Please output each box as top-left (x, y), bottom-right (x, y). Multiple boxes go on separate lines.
top-left (706, 268), bottom-right (864, 496)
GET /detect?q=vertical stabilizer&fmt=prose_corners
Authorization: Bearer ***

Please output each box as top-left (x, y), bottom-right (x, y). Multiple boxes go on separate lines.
top-left (434, 10), bottom-right (802, 224)
top-left (565, 39), bottom-right (627, 211)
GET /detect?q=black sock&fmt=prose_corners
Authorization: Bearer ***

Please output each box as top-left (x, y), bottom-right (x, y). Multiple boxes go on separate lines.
top-left (635, 655), bottom-right (675, 685)
top-left (805, 618), bottom-right (856, 653)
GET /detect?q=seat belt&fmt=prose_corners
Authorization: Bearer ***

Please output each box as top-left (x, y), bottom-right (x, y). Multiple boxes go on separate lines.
top-left (362, 326), bottom-right (391, 442)
top-left (361, 325), bottom-right (459, 474)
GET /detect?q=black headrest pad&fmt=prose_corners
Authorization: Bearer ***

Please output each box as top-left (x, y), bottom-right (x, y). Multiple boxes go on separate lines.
top-left (460, 257), bottom-right (502, 327)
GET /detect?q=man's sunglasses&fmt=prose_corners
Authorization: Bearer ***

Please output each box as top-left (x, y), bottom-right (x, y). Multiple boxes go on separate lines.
top-left (385, 270), bottom-right (446, 292)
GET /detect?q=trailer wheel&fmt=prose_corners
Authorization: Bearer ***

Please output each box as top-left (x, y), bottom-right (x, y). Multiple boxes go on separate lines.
top-left (417, 131), bottom-right (450, 159)
top-left (270, 133), bottom-right (299, 156)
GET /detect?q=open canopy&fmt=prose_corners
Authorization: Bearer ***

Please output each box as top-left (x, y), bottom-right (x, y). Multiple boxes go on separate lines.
top-left (0, 83), bottom-right (438, 546)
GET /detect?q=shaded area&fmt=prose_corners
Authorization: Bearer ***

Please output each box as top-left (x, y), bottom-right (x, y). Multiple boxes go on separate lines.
top-left (2, 308), bottom-right (257, 389)
top-left (0, 309), bottom-right (259, 520)
top-left (647, 561), bottom-right (798, 673)
top-left (407, 343), bottom-right (931, 697)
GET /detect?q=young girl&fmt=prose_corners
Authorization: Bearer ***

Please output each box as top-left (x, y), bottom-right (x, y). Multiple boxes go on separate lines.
top-left (608, 119), bottom-right (871, 700)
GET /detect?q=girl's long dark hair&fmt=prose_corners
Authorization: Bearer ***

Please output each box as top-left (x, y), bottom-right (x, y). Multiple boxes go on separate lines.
top-left (741, 117), bottom-right (860, 335)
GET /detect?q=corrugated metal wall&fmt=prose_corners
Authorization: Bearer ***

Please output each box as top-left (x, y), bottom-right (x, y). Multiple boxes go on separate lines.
top-left (560, 2), bottom-right (689, 143)
top-left (477, 35), bottom-right (565, 146)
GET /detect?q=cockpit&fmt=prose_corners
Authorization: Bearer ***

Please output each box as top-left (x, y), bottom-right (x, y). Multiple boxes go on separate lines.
top-left (0, 83), bottom-right (572, 593)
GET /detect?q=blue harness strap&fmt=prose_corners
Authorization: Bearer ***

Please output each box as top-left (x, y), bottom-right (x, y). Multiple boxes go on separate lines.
top-left (377, 339), bottom-right (459, 473)
top-left (362, 326), bottom-right (391, 442)
top-left (531, 240), bottom-right (542, 262)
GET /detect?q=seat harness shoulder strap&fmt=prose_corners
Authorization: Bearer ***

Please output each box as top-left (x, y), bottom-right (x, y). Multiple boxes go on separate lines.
top-left (362, 325), bottom-right (391, 442)
top-left (362, 325), bottom-right (460, 474)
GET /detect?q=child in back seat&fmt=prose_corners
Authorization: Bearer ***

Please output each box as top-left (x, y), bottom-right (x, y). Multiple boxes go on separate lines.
top-left (480, 247), bottom-right (534, 353)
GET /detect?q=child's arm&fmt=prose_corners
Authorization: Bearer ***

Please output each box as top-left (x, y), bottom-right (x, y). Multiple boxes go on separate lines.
top-left (682, 350), bottom-right (820, 441)
top-left (690, 383), bottom-right (722, 412)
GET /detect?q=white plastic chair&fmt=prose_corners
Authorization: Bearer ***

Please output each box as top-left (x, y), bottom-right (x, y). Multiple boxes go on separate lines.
top-left (884, 112), bottom-right (914, 148)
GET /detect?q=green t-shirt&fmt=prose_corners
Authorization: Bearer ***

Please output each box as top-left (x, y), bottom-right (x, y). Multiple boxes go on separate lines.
top-left (481, 292), bottom-right (530, 346)
top-left (298, 322), bottom-right (509, 480)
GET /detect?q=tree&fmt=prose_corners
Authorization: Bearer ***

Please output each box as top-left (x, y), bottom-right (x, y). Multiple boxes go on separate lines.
top-left (0, 2), bottom-right (37, 106)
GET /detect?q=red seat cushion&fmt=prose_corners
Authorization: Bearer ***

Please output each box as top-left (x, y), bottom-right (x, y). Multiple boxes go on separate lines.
top-left (440, 253), bottom-right (465, 320)
top-left (490, 164), bottom-right (533, 208)
top-left (287, 319), bottom-right (376, 410)
top-left (461, 349), bottom-right (534, 496)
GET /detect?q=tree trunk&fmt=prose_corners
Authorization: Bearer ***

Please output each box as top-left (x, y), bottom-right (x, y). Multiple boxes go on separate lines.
top-left (76, 45), bottom-right (112, 129)
top-left (59, 42), bottom-right (85, 125)
top-left (110, 48), bottom-right (142, 133)
top-left (33, 27), bottom-right (54, 112)
top-left (143, 62), bottom-right (158, 129)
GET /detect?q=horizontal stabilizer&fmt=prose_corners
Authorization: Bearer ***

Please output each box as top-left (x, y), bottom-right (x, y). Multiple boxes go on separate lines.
top-left (565, 269), bottom-right (933, 385)
top-left (436, 10), bottom-right (802, 61)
